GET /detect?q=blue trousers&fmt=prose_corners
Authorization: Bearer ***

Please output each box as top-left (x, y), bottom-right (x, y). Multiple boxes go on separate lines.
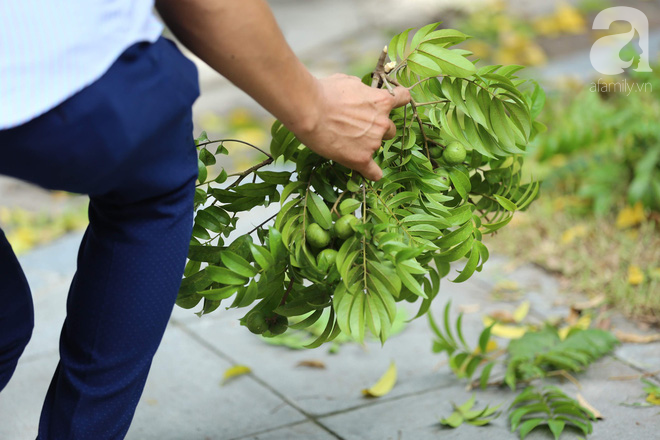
top-left (0, 37), bottom-right (199, 439)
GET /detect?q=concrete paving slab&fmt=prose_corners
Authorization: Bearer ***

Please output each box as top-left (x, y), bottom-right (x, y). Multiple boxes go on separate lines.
top-left (552, 356), bottom-right (660, 440)
top-left (127, 324), bottom-right (307, 440)
top-left (179, 305), bottom-right (453, 417)
top-left (0, 354), bottom-right (59, 439)
top-left (318, 378), bottom-right (515, 440)
top-left (230, 420), bottom-right (339, 440)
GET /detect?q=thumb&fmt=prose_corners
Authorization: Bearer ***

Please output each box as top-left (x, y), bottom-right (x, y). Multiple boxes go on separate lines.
top-left (359, 160), bottom-right (383, 182)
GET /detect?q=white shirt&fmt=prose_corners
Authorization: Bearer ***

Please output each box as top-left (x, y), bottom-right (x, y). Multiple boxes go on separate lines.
top-left (0, 1), bottom-right (163, 129)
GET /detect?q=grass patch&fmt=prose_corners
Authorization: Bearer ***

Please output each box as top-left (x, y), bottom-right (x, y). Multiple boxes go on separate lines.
top-left (485, 196), bottom-right (660, 326)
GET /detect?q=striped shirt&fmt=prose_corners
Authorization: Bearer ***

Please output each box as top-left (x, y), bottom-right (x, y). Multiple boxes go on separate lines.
top-left (0, 1), bottom-right (163, 129)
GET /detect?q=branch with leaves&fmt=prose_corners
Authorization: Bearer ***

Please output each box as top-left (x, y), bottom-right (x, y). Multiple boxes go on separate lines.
top-left (178, 22), bottom-right (546, 347)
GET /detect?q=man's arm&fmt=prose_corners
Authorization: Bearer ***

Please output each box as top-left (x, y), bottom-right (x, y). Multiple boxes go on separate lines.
top-left (155, 0), bottom-right (410, 181)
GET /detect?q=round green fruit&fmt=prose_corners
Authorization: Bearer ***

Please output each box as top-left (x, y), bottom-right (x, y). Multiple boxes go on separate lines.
top-left (317, 248), bottom-right (338, 268)
top-left (428, 146), bottom-right (443, 159)
top-left (443, 142), bottom-right (467, 165)
top-left (306, 223), bottom-right (331, 248)
top-left (269, 315), bottom-right (288, 335)
top-left (334, 214), bottom-right (359, 239)
top-left (246, 312), bottom-right (268, 334)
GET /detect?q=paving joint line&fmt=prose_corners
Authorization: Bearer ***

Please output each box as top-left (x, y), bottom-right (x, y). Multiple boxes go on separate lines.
top-left (313, 381), bottom-right (454, 421)
top-left (170, 318), bottom-right (346, 440)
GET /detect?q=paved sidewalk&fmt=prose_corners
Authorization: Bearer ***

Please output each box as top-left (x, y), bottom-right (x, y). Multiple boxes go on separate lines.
top-left (1, 232), bottom-right (658, 440)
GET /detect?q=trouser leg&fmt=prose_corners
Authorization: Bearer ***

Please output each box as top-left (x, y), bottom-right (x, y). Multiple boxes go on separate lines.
top-left (39, 174), bottom-right (196, 438)
top-left (0, 228), bottom-right (34, 391)
top-left (0, 36), bottom-right (200, 439)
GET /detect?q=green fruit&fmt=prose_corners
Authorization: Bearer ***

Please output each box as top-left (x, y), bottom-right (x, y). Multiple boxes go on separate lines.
top-left (306, 223), bottom-right (331, 248)
top-left (435, 168), bottom-right (450, 183)
top-left (269, 315), bottom-right (288, 335)
top-left (246, 312), bottom-right (268, 334)
top-left (443, 142), bottom-right (467, 165)
top-left (428, 146), bottom-right (443, 159)
top-left (317, 248), bottom-right (338, 270)
top-left (334, 214), bottom-right (359, 239)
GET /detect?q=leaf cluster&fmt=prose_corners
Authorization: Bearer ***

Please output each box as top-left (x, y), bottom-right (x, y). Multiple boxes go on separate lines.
top-left (509, 386), bottom-right (596, 439)
top-left (179, 23), bottom-right (545, 347)
top-left (429, 302), bottom-right (496, 387)
top-left (505, 326), bottom-right (619, 389)
top-left (439, 394), bottom-right (501, 428)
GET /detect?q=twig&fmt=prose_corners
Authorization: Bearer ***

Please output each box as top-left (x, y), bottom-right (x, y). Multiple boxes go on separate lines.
top-left (228, 158), bottom-right (274, 189)
top-left (197, 138), bottom-right (273, 159)
top-left (371, 46), bottom-right (389, 88)
top-left (330, 191), bottom-right (347, 216)
top-left (280, 278), bottom-right (295, 306)
top-left (246, 212), bottom-right (278, 236)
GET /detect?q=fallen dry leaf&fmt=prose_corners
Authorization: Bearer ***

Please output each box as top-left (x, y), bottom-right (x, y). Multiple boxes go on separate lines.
top-left (221, 365), bottom-right (251, 385)
top-left (616, 202), bottom-right (645, 229)
top-left (483, 316), bottom-right (529, 339)
top-left (513, 301), bottom-right (530, 323)
top-left (296, 360), bottom-right (326, 369)
top-left (577, 393), bottom-right (603, 419)
top-left (362, 362), bottom-right (397, 398)
top-left (488, 310), bottom-right (516, 324)
top-left (572, 294), bottom-right (607, 312)
top-left (628, 265), bottom-right (645, 286)
top-left (615, 330), bottom-right (660, 344)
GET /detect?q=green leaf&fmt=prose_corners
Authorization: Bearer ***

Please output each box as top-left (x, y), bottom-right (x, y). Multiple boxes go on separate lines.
top-left (307, 192), bottom-right (333, 230)
top-left (205, 266), bottom-right (248, 285)
top-left (448, 167), bottom-right (471, 199)
top-left (480, 362), bottom-right (495, 390)
top-left (195, 210), bottom-right (225, 233)
top-left (408, 52), bottom-right (443, 77)
top-left (220, 251), bottom-right (258, 278)
top-left (518, 418), bottom-right (544, 440)
top-left (547, 419), bottom-right (565, 440)
top-left (395, 265), bottom-right (427, 299)
top-left (493, 195), bottom-right (518, 212)
top-left (250, 244), bottom-right (274, 271)
top-left (417, 44), bottom-right (476, 78)
top-left (339, 198), bottom-right (361, 216)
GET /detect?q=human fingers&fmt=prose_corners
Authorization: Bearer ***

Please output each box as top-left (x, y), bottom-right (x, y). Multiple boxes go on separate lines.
top-left (388, 86), bottom-right (411, 109)
top-left (358, 159), bottom-right (383, 182)
top-left (383, 120), bottom-right (397, 140)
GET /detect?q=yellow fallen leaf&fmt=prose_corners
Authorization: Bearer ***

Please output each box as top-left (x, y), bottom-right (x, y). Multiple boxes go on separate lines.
top-left (474, 339), bottom-right (499, 355)
top-left (559, 314), bottom-right (592, 340)
top-left (483, 316), bottom-right (528, 339)
top-left (561, 224), bottom-right (588, 244)
top-left (221, 365), bottom-right (251, 385)
top-left (646, 393), bottom-right (660, 406)
top-left (628, 265), bottom-right (645, 286)
top-left (614, 330), bottom-right (660, 344)
top-left (362, 362), bottom-right (397, 398)
top-left (577, 393), bottom-right (603, 419)
top-left (616, 202), bottom-right (645, 229)
top-left (297, 360), bottom-right (326, 369)
top-left (513, 301), bottom-right (531, 323)
top-left (555, 2), bottom-right (586, 34)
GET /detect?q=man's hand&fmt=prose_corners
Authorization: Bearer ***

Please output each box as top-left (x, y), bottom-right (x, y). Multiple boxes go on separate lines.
top-left (295, 75), bottom-right (410, 181)
top-left (156, 0), bottom-right (409, 181)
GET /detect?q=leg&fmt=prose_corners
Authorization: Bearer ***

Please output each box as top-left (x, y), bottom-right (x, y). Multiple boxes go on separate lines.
top-left (40, 174), bottom-right (197, 438)
top-left (0, 37), bottom-right (200, 439)
top-left (0, 228), bottom-right (34, 391)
